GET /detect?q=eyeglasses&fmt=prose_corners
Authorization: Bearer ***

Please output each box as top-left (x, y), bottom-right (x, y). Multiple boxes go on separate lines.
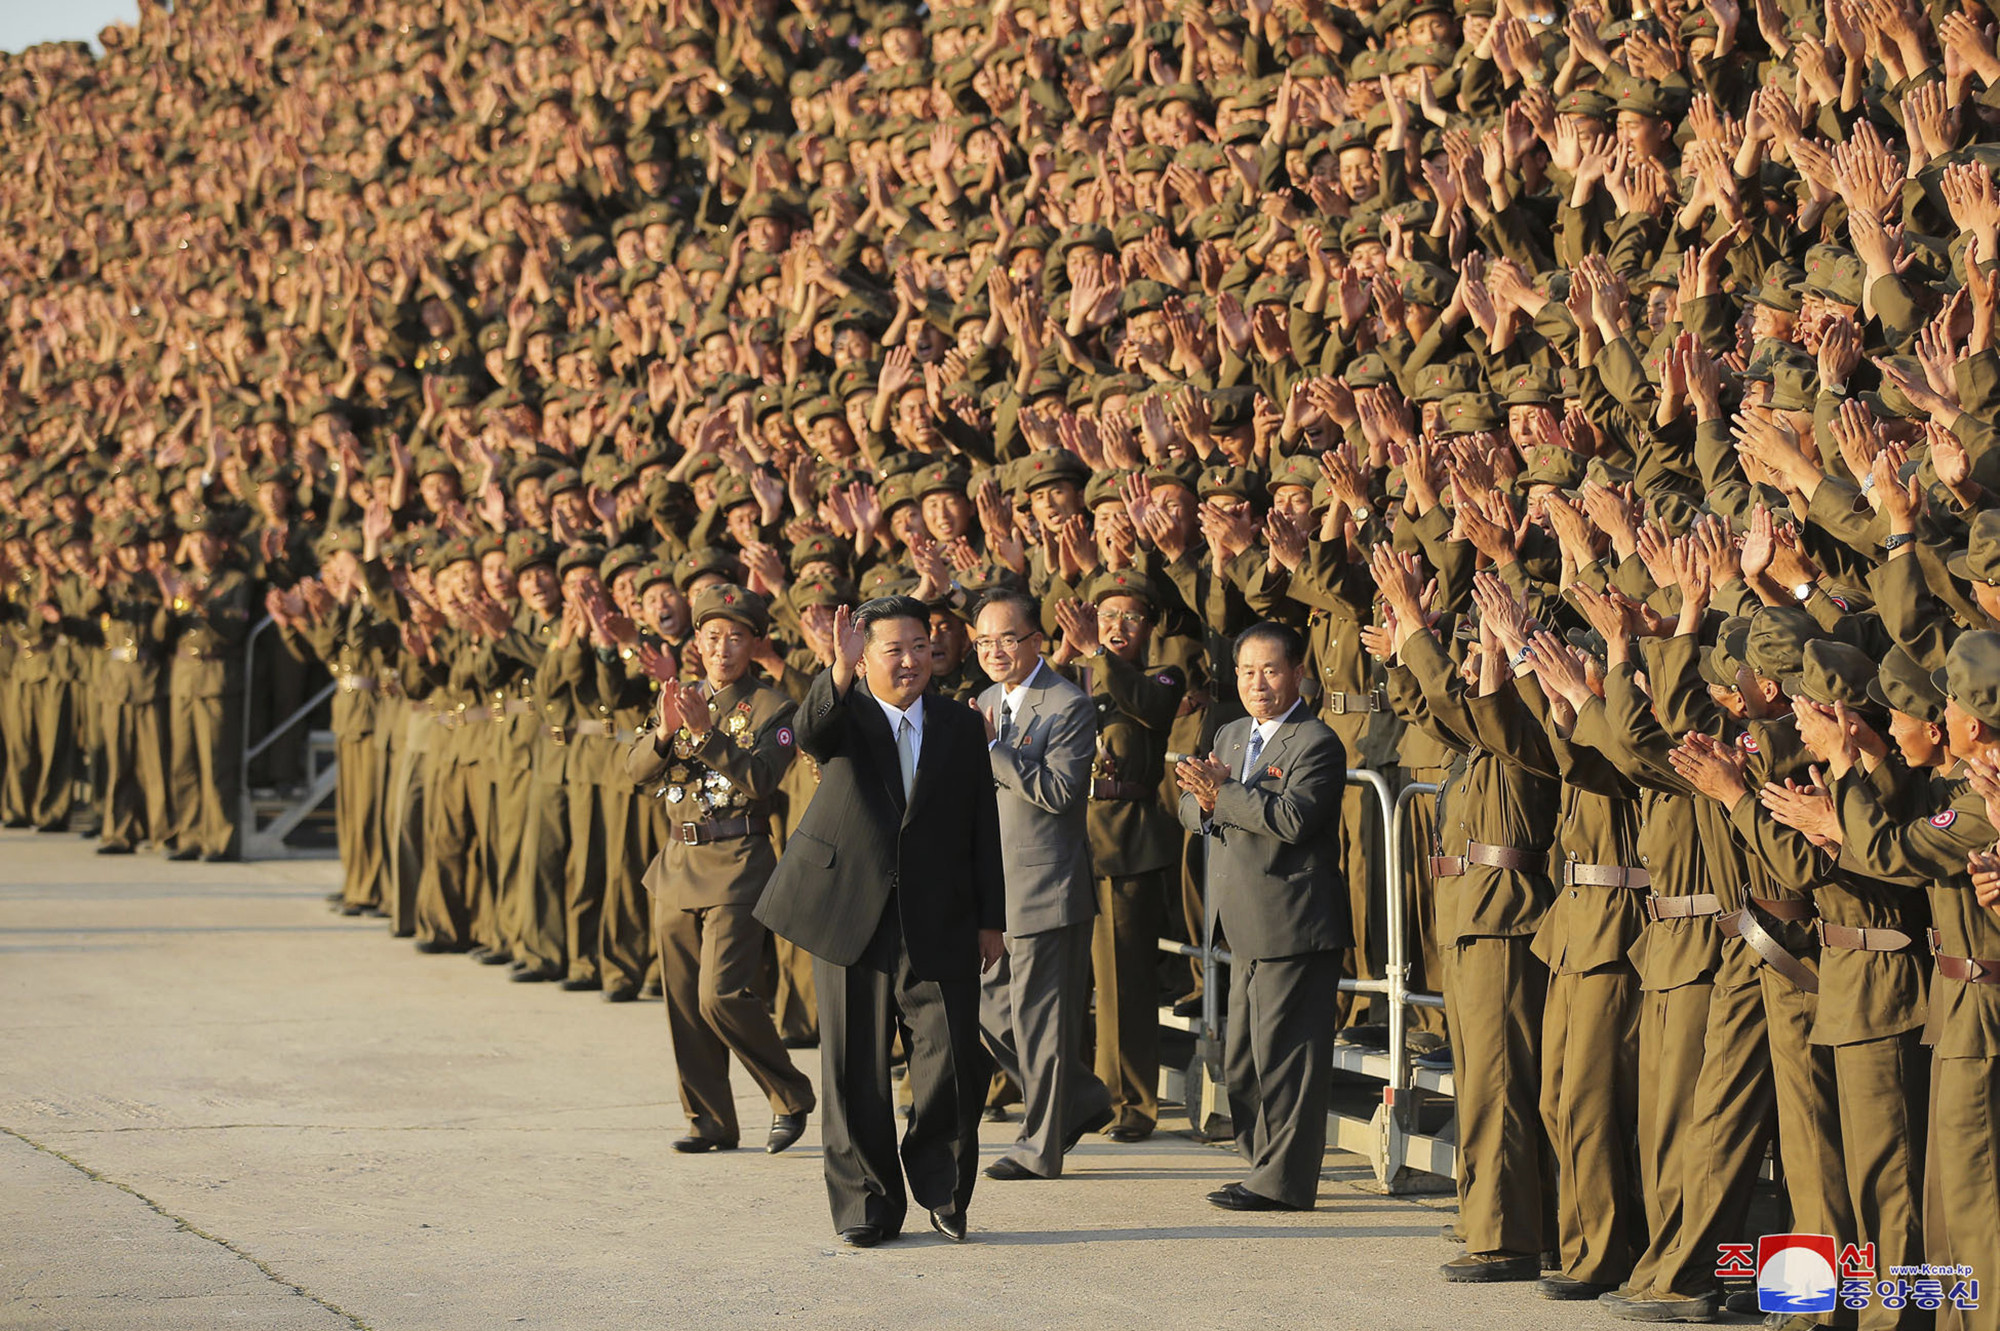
top-left (973, 632), bottom-right (1039, 654)
top-left (1098, 611), bottom-right (1149, 627)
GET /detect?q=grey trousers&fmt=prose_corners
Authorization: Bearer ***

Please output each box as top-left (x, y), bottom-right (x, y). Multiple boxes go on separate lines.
top-left (979, 919), bottom-right (1113, 1176)
top-left (1225, 948), bottom-right (1341, 1210)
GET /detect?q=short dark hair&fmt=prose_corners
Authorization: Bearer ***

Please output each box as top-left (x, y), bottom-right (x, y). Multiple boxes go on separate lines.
top-left (854, 595), bottom-right (931, 643)
top-left (971, 588), bottom-right (1040, 631)
top-left (1234, 620), bottom-right (1306, 668)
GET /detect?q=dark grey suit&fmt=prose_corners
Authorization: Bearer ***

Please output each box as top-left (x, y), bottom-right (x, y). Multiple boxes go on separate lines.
top-left (977, 661), bottom-right (1113, 1175)
top-left (756, 669), bottom-right (1004, 1236)
top-left (1178, 704), bottom-right (1350, 1208)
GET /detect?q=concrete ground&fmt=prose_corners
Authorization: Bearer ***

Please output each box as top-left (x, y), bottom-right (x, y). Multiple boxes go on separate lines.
top-left (0, 829), bottom-right (1724, 1330)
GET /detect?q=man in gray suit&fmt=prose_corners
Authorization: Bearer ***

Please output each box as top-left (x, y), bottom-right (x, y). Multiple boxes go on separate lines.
top-left (1175, 621), bottom-right (1350, 1212)
top-left (971, 590), bottom-right (1115, 1180)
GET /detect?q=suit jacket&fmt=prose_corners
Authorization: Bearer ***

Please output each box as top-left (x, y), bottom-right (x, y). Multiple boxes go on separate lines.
top-left (979, 661), bottom-right (1096, 937)
top-left (1178, 707), bottom-right (1350, 962)
top-left (755, 668), bottom-right (1005, 981)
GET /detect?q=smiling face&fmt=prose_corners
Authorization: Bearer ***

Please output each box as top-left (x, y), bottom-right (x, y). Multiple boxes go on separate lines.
top-left (864, 612), bottom-right (935, 709)
top-left (1236, 632), bottom-right (1305, 722)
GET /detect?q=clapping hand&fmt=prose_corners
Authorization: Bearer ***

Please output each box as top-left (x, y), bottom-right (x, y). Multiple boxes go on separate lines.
top-left (1174, 751), bottom-right (1232, 814)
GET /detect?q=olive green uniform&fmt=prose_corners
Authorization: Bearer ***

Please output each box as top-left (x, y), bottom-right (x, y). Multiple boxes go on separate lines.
top-left (164, 567), bottom-right (252, 859)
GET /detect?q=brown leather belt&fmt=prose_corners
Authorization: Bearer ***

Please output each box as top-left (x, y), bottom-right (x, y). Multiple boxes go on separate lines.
top-left (1429, 841), bottom-right (1546, 878)
top-left (1928, 929), bottom-right (2000, 985)
top-left (1645, 893), bottom-right (1722, 921)
top-left (1091, 778), bottom-right (1149, 801)
top-left (462, 706), bottom-right (492, 724)
top-left (1323, 689), bottom-right (1384, 715)
top-left (108, 645), bottom-right (140, 663)
top-left (1750, 895), bottom-right (1816, 921)
top-left (503, 699), bottom-right (535, 716)
top-left (337, 673), bottom-right (376, 693)
top-left (1724, 907), bottom-right (1820, 993)
top-left (1819, 922), bottom-right (1915, 953)
top-left (674, 815), bottom-right (769, 846)
top-left (573, 719), bottom-right (616, 737)
top-left (1563, 862), bottom-right (1651, 889)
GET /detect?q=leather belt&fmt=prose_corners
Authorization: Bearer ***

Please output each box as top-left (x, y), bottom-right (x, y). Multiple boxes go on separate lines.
top-left (432, 712), bottom-right (461, 729)
top-left (674, 815), bottom-right (769, 846)
top-left (1645, 893), bottom-right (1722, 921)
top-left (178, 645), bottom-right (212, 660)
top-left (1819, 922), bottom-right (1915, 953)
top-left (338, 673), bottom-right (376, 693)
top-left (108, 646), bottom-right (140, 663)
top-left (1724, 907), bottom-right (1820, 993)
top-left (1429, 841), bottom-right (1545, 878)
top-left (504, 699), bottom-right (535, 716)
top-left (1091, 778), bottom-right (1149, 801)
top-left (573, 719), bottom-right (616, 738)
top-left (1323, 689), bottom-right (1384, 716)
top-left (1928, 929), bottom-right (2000, 985)
top-left (1563, 862), bottom-right (1650, 889)
top-left (1750, 895), bottom-right (1816, 921)
top-left (462, 706), bottom-right (492, 724)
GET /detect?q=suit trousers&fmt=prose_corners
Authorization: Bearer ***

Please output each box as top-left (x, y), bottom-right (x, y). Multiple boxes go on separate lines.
top-left (1838, 1031), bottom-right (1928, 1331)
top-left (1093, 871), bottom-right (1166, 1134)
top-left (1621, 981), bottom-right (1715, 1299)
top-left (1655, 975), bottom-right (1775, 1299)
top-left (1924, 1049), bottom-right (2000, 1331)
top-left (659, 902), bottom-right (815, 1145)
top-left (101, 698), bottom-right (169, 852)
top-left (1442, 934), bottom-right (1550, 1255)
top-left (815, 905), bottom-right (984, 1236)
top-left (168, 691), bottom-right (241, 858)
top-left (1224, 948), bottom-right (1341, 1210)
top-left (1540, 964), bottom-right (1641, 1285)
top-left (980, 919), bottom-right (1111, 1176)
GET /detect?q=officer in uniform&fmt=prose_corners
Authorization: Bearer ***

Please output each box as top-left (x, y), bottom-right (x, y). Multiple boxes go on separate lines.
top-left (160, 507), bottom-right (251, 861)
top-left (94, 515), bottom-right (172, 855)
top-left (628, 583), bottom-right (815, 1153)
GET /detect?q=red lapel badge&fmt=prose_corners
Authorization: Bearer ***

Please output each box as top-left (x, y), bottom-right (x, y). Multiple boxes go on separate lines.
top-left (1267, 765), bottom-right (1283, 779)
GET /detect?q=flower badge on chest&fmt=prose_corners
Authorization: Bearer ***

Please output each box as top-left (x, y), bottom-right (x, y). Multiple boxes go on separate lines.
top-left (1266, 766), bottom-right (1283, 780)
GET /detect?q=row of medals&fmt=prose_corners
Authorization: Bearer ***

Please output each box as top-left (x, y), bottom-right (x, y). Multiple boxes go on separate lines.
top-left (656, 705), bottom-right (754, 815)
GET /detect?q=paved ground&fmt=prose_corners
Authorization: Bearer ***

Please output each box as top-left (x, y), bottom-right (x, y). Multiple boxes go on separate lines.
top-left (0, 829), bottom-right (1736, 1330)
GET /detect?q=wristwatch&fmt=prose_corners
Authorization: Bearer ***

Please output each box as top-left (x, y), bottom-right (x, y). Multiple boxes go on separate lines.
top-left (1882, 531), bottom-right (1916, 552)
top-left (1792, 581), bottom-right (1816, 602)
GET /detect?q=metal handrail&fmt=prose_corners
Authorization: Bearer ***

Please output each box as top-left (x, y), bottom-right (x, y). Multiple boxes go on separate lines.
top-left (237, 612), bottom-right (338, 853)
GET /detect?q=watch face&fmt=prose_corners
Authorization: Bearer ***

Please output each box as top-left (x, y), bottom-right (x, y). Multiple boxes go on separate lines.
top-left (1794, 583), bottom-right (1813, 600)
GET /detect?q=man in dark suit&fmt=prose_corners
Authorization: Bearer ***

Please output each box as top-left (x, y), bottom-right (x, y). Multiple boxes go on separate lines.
top-left (755, 596), bottom-right (1006, 1248)
top-left (1175, 621), bottom-right (1350, 1212)
top-left (970, 589), bottom-right (1113, 1181)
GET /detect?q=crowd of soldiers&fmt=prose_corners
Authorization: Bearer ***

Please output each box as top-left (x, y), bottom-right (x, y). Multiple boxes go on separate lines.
top-left (7, 0), bottom-right (2000, 1321)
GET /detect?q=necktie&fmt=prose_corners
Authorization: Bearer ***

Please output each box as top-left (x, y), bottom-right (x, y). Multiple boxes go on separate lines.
top-left (1243, 727), bottom-right (1265, 782)
top-left (897, 715), bottom-right (918, 801)
top-left (997, 703), bottom-right (1014, 747)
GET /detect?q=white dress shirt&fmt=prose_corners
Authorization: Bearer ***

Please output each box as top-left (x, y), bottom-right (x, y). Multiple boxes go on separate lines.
top-left (992, 658), bottom-right (1046, 747)
top-left (1241, 698), bottom-right (1302, 780)
top-left (874, 690), bottom-right (925, 768)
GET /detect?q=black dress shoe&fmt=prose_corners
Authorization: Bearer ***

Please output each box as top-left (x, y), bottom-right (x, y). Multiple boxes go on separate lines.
top-left (929, 1208), bottom-right (967, 1242)
top-left (641, 980), bottom-right (663, 999)
top-left (782, 1035), bottom-right (820, 1050)
top-left (2, 818), bottom-right (30, 829)
top-left (34, 822), bottom-right (70, 834)
top-left (840, 1225), bottom-right (886, 1248)
top-left (982, 1156), bottom-right (1045, 1181)
top-left (982, 1104), bottom-right (1011, 1122)
top-left (603, 986), bottom-right (640, 1003)
top-left (767, 1112), bottom-right (807, 1154)
top-left (200, 851), bottom-right (238, 863)
top-left (1062, 1104), bottom-right (1114, 1151)
top-left (469, 948), bottom-right (513, 966)
top-left (337, 903), bottom-right (365, 916)
top-left (1441, 1252), bottom-right (1542, 1282)
top-left (1539, 1273), bottom-right (1618, 1300)
top-left (95, 843), bottom-right (134, 855)
top-left (559, 975), bottom-right (603, 992)
top-left (1206, 1182), bottom-right (1306, 1212)
top-left (670, 1135), bottom-right (737, 1153)
top-left (510, 966), bottom-right (562, 983)
top-left (1170, 994), bottom-right (1203, 1018)
top-left (413, 938), bottom-right (458, 954)
top-left (1413, 1045), bottom-right (1454, 1071)
top-left (1107, 1126), bottom-right (1152, 1144)
top-left (165, 846), bottom-right (199, 861)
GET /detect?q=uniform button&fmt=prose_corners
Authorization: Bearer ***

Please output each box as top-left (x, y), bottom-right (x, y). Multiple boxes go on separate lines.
top-left (1570, 890), bottom-right (1578, 898)
top-left (1640, 855), bottom-right (1650, 866)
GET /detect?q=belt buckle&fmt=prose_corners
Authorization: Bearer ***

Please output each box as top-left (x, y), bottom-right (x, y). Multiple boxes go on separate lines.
top-left (1326, 692), bottom-right (1347, 715)
top-left (679, 822), bottom-right (701, 846)
top-left (551, 726), bottom-right (568, 746)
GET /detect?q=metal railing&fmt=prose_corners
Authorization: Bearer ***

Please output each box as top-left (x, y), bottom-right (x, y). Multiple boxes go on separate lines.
top-left (239, 614), bottom-right (339, 859)
top-left (1161, 770), bottom-right (1452, 1189)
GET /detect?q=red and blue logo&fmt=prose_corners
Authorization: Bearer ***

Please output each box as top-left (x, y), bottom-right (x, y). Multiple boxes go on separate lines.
top-left (1758, 1234), bottom-right (1839, 1314)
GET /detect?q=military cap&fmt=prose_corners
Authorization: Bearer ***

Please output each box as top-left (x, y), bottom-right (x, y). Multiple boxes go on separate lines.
top-left (1126, 144), bottom-right (1172, 175)
top-left (505, 531), bottom-right (558, 574)
top-left (1270, 453), bottom-right (1323, 494)
top-left (1869, 644), bottom-right (1946, 722)
top-left (538, 465), bottom-right (583, 499)
top-left (1748, 261), bottom-right (1806, 314)
top-left (1410, 360), bottom-right (1480, 402)
top-left (878, 471), bottom-right (919, 515)
top-left (1198, 464), bottom-right (1266, 504)
top-left (859, 565), bottom-right (921, 599)
top-left (635, 561), bottom-right (676, 594)
top-left (175, 506), bottom-right (237, 536)
top-left (789, 575), bottom-right (855, 610)
top-left (1737, 606), bottom-right (1820, 684)
top-left (1347, 49), bottom-right (1389, 81)
top-left (1802, 245), bottom-right (1864, 307)
top-left (1436, 393), bottom-right (1503, 435)
top-left (789, 530), bottom-right (851, 575)
top-left (1399, 263), bottom-right (1456, 308)
top-left (1938, 631), bottom-right (2000, 730)
top-left (1948, 510), bottom-right (2000, 585)
top-left (1556, 89), bottom-right (1614, 121)
top-left (691, 582), bottom-right (769, 634)
top-left (599, 544), bottom-right (649, 586)
top-left (1083, 469), bottom-right (1134, 510)
top-left (1110, 211), bottom-right (1168, 249)
top-left (1017, 450), bottom-right (1091, 492)
top-left (412, 447), bottom-right (459, 480)
top-left (1789, 639), bottom-right (1882, 712)
top-left (711, 470), bottom-right (760, 514)
top-left (1121, 279), bottom-right (1176, 316)
top-left (1345, 353), bottom-right (1393, 390)
top-left (1516, 445), bottom-right (1587, 490)
top-left (431, 536), bottom-right (478, 573)
top-left (1247, 271), bottom-right (1293, 308)
top-left (103, 514), bottom-right (149, 549)
top-left (1612, 80), bottom-right (1679, 120)
top-left (1087, 568), bottom-right (1160, 609)
top-left (1700, 615), bottom-right (1754, 688)
top-left (915, 461), bottom-right (971, 500)
top-left (673, 546), bottom-right (739, 589)
top-left (1221, 119), bottom-right (1269, 146)
top-left (1146, 458), bottom-right (1203, 494)
top-left (1208, 386), bottom-right (1260, 430)
top-left (1495, 365), bottom-right (1560, 406)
